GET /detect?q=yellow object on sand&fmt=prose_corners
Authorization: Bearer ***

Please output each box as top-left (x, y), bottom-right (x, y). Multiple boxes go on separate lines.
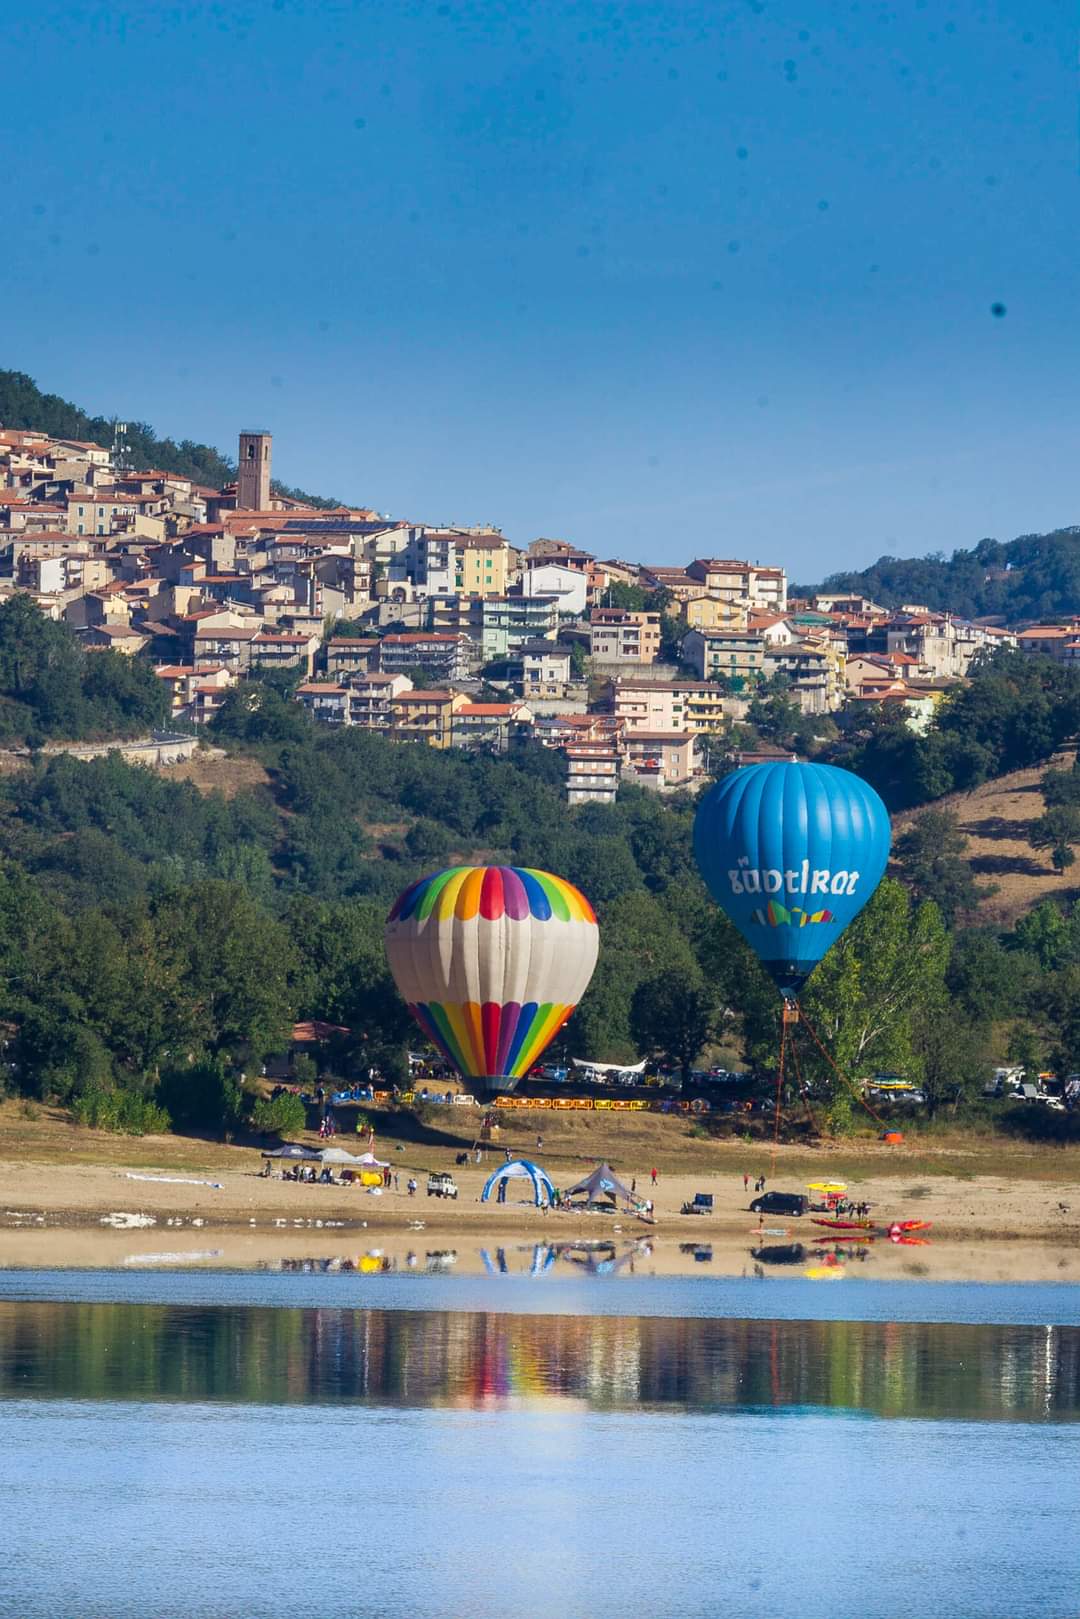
top-left (807, 1182), bottom-right (847, 1193)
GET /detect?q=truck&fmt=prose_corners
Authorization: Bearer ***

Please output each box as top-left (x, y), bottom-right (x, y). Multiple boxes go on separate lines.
top-left (427, 1171), bottom-right (459, 1200)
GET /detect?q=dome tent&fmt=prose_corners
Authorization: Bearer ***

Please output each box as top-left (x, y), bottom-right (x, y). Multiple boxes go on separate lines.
top-left (481, 1158), bottom-right (556, 1207)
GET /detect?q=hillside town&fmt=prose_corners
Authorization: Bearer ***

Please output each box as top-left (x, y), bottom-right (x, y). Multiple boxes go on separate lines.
top-left (0, 422), bottom-right (1037, 797)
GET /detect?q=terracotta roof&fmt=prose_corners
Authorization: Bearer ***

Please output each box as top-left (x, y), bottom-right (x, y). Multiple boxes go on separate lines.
top-left (291, 1019), bottom-right (350, 1041)
top-left (194, 626), bottom-right (260, 640)
top-left (252, 632), bottom-right (315, 645)
top-left (297, 682), bottom-right (347, 695)
top-left (394, 690), bottom-right (454, 704)
top-left (456, 703), bottom-right (524, 717)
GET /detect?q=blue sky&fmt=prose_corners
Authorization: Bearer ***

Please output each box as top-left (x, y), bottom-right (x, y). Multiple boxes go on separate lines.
top-left (5, 0), bottom-right (1075, 578)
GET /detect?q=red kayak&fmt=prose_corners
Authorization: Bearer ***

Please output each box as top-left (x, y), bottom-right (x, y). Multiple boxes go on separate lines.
top-left (812, 1217), bottom-right (874, 1231)
top-left (888, 1220), bottom-right (932, 1234)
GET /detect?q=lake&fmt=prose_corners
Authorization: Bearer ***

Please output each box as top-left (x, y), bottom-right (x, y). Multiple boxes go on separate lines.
top-left (1, 1272), bottom-right (1078, 1618)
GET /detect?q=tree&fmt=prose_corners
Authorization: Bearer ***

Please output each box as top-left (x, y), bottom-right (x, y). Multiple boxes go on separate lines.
top-left (789, 880), bottom-right (950, 1127)
top-left (746, 677), bottom-right (801, 746)
top-left (630, 966), bottom-right (715, 1078)
top-left (910, 999), bottom-right (987, 1118)
top-left (1029, 805), bottom-right (1080, 872)
top-left (158, 1055), bottom-right (243, 1134)
top-left (151, 881), bottom-right (298, 1060)
top-left (893, 808), bottom-right (994, 924)
top-left (251, 1091), bottom-right (307, 1137)
top-left (605, 582), bottom-right (647, 611)
top-left (210, 682), bottom-right (310, 745)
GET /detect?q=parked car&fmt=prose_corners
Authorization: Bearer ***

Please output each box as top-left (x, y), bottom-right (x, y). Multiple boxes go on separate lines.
top-left (749, 1191), bottom-right (807, 1217)
top-left (427, 1172), bottom-right (459, 1199)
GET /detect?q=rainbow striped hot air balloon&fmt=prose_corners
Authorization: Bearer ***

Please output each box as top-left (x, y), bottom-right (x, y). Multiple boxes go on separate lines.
top-left (385, 865), bottom-right (599, 1095)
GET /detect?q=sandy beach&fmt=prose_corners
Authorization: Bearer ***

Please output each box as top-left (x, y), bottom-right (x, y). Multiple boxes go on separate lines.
top-left (2, 1099), bottom-right (1079, 1278)
top-left (2, 1147), bottom-right (1079, 1276)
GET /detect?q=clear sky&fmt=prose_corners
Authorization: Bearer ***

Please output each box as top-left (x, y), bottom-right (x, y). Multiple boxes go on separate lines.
top-left (5, 0), bottom-right (1076, 579)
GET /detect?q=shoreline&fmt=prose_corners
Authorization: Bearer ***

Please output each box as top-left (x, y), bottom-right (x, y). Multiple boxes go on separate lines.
top-left (2, 1154), bottom-right (1079, 1249)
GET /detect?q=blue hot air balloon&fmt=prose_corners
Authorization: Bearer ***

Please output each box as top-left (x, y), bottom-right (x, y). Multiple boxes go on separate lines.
top-left (693, 760), bottom-right (891, 1002)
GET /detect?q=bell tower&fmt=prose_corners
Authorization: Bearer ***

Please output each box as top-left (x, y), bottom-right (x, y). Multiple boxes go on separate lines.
top-left (237, 429), bottom-right (272, 510)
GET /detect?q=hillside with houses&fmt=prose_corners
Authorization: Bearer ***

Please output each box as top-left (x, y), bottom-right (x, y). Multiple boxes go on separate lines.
top-left (6, 386), bottom-right (1074, 806)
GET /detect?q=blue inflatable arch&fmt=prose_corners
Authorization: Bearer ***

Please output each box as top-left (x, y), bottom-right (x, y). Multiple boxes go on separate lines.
top-left (481, 1159), bottom-right (556, 1207)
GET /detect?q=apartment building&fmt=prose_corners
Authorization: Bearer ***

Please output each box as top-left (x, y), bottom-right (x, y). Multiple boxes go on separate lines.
top-left (452, 701), bottom-right (535, 752)
top-left (295, 682), bottom-right (350, 724)
top-left (249, 630), bottom-right (320, 677)
top-left (682, 627), bottom-right (766, 688)
top-left (565, 742), bottom-right (621, 806)
top-left (378, 631), bottom-right (472, 681)
top-left (621, 730), bottom-right (700, 790)
top-left (588, 609), bottom-right (661, 664)
top-left (517, 639), bottom-right (573, 698)
top-left (347, 673), bottom-right (414, 729)
top-left (325, 637), bottom-right (380, 678)
top-left (686, 558), bottom-right (788, 611)
top-left (520, 560), bottom-right (588, 616)
top-left (390, 689), bottom-right (468, 748)
top-left (764, 638), bottom-right (845, 715)
top-left (454, 534), bottom-right (508, 597)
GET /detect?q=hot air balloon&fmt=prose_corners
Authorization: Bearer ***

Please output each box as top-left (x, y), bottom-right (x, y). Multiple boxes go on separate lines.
top-left (693, 760), bottom-right (891, 1003)
top-left (385, 865), bottom-right (599, 1095)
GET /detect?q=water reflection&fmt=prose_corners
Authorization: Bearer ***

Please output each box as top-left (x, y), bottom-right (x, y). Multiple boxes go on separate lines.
top-left (1, 1302), bottom-right (1076, 1422)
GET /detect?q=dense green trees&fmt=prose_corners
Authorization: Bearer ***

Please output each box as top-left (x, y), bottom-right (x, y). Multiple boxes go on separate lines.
top-left (0, 597), bottom-right (168, 743)
top-left (0, 633), bottom-right (1076, 1136)
top-left (803, 526), bottom-right (1080, 621)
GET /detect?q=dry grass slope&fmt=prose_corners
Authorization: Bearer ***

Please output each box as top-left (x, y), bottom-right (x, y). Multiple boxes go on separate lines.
top-left (893, 749), bottom-right (1080, 926)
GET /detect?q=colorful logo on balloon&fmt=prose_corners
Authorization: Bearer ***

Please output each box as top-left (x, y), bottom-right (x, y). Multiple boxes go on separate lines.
top-left (751, 901), bottom-right (835, 927)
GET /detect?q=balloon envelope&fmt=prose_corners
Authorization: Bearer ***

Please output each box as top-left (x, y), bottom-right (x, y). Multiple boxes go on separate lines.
top-left (693, 760), bottom-right (891, 1000)
top-left (385, 865), bottom-right (599, 1093)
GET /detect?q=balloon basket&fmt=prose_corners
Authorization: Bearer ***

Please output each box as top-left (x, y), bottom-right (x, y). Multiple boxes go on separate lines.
top-left (781, 1003), bottom-right (800, 1026)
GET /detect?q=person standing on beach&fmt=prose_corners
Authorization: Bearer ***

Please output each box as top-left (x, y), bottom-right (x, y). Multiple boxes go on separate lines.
top-left (650, 1166), bottom-right (658, 1186)
top-left (743, 1173), bottom-right (749, 1193)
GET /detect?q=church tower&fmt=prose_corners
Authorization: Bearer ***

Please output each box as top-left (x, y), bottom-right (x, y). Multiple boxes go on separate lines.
top-left (237, 430), bottom-right (271, 510)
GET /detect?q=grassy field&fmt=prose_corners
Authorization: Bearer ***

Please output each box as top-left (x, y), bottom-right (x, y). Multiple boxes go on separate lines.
top-left (3, 1096), bottom-right (1079, 1188)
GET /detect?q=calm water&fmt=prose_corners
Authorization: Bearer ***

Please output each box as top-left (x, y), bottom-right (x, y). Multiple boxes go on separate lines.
top-left (2, 1277), bottom-right (1079, 1619)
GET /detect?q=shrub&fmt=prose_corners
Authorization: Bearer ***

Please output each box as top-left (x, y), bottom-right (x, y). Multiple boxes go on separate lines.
top-left (72, 1088), bottom-right (171, 1135)
top-left (251, 1091), bottom-right (307, 1138)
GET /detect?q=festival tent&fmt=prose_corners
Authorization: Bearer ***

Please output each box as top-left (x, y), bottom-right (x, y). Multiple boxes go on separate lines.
top-left (262, 1143), bottom-right (320, 1160)
top-left (316, 1148), bottom-right (366, 1165)
top-left (562, 1162), bottom-right (636, 1207)
top-left (355, 1150), bottom-right (390, 1168)
top-left (481, 1158), bottom-right (556, 1207)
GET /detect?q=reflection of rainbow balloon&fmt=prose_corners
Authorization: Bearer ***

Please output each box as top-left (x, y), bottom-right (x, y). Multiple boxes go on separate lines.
top-left (385, 865), bottom-right (600, 1094)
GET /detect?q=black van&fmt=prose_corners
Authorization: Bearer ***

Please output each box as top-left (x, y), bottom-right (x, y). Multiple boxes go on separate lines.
top-left (749, 1191), bottom-right (808, 1217)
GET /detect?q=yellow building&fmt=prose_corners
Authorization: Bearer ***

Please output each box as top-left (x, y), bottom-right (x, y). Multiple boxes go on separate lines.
top-left (684, 595), bottom-right (749, 632)
top-left (454, 535), bottom-right (508, 597)
top-left (390, 689), bottom-right (468, 748)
